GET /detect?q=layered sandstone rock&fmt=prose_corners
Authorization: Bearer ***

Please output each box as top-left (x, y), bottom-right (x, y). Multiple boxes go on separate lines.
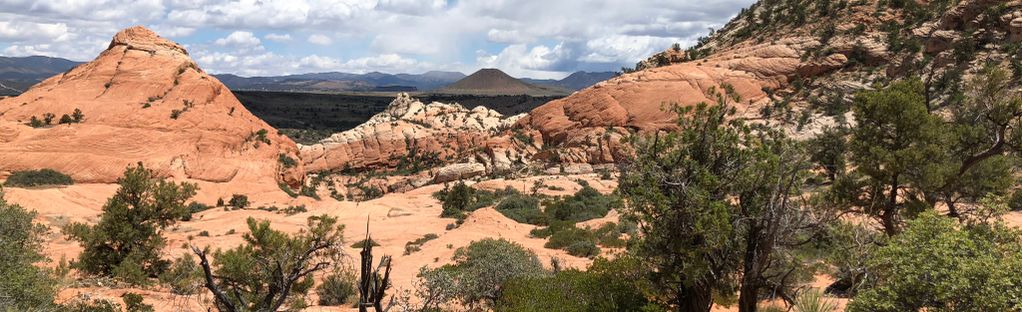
top-left (0, 26), bottom-right (304, 190)
top-left (300, 93), bottom-right (536, 175)
top-left (519, 39), bottom-right (815, 163)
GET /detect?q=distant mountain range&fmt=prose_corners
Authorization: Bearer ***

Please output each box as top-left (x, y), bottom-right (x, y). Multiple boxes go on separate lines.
top-left (214, 70), bottom-right (468, 93)
top-left (435, 68), bottom-right (572, 96)
top-left (0, 55), bottom-right (616, 96)
top-left (0, 56), bottom-right (83, 96)
top-left (521, 71), bottom-right (618, 91)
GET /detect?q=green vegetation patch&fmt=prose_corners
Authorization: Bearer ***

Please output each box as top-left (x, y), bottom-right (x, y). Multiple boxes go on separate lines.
top-left (4, 169), bottom-right (75, 187)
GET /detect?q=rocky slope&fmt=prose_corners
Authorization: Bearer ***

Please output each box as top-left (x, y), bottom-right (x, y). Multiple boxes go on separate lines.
top-left (300, 93), bottom-right (538, 177)
top-left (0, 26), bottom-right (304, 191)
top-left (522, 0), bottom-right (1022, 164)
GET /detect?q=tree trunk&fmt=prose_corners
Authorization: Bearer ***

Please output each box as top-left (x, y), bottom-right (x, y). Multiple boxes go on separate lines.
top-left (738, 225), bottom-right (763, 312)
top-left (882, 175), bottom-right (900, 236)
top-left (676, 282), bottom-right (714, 312)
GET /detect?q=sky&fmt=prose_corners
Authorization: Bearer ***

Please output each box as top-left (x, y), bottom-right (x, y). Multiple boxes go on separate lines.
top-left (0, 0), bottom-right (755, 79)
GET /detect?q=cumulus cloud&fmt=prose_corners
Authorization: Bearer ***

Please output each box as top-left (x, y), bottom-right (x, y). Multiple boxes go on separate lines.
top-left (215, 31), bottom-right (261, 47)
top-left (478, 43), bottom-right (576, 79)
top-left (0, 21), bottom-right (71, 42)
top-left (265, 33), bottom-right (292, 42)
top-left (581, 35), bottom-right (682, 64)
top-left (307, 34), bottom-right (333, 46)
top-left (0, 0), bottom-right (755, 76)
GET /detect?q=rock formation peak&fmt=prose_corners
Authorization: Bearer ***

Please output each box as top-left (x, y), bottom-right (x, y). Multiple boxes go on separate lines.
top-left (0, 26), bottom-right (303, 198)
top-left (301, 93), bottom-right (536, 174)
top-left (108, 26), bottom-right (189, 56)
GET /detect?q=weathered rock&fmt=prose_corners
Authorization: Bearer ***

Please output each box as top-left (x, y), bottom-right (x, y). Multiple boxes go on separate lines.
top-left (798, 54), bottom-right (849, 77)
top-left (519, 40), bottom-right (798, 164)
top-left (0, 26), bottom-right (303, 192)
top-left (433, 163), bottom-right (487, 183)
top-left (300, 93), bottom-right (533, 173)
top-left (562, 163), bottom-right (594, 175)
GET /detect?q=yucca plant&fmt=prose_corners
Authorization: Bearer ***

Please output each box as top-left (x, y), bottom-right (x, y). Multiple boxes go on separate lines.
top-left (794, 289), bottom-right (839, 312)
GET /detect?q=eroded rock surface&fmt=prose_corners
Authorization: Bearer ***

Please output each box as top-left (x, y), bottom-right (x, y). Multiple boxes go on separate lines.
top-left (300, 93), bottom-right (537, 175)
top-left (0, 26), bottom-right (304, 190)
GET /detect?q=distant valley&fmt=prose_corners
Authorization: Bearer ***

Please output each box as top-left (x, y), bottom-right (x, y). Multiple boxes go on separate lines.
top-left (0, 56), bottom-right (83, 95)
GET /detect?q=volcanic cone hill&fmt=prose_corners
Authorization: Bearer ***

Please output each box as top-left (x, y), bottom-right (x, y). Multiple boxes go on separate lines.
top-left (0, 26), bottom-right (304, 193)
top-left (436, 68), bottom-right (570, 96)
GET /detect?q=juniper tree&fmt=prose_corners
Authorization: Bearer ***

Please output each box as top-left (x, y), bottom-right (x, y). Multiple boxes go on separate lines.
top-left (0, 196), bottom-right (57, 310)
top-left (192, 215), bottom-right (346, 312)
top-left (619, 85), bottom-right (825, 312)
top-left (63, 163), bottom-right (197, 283)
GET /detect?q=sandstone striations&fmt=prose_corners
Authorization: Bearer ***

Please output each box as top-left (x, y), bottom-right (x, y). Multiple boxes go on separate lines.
top-left (519, 39), bottom-right (807, 163)
top-left (300, 93), bottom-right (537, 177)
top-left (0, 26), bottom-right (304, 191)
top-left (521, 0), bottom-right (1022, 165)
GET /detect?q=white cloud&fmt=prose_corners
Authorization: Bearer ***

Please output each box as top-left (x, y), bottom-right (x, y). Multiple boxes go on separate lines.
top-left (581, 35), bottom-right (681, 63)
top-left (149, 25), bottom-right (196, 37)
top-left (215, 31), bottom-right (261, 48)
top-left (265, 33), bottom-right (292, 42)
top-left (0, 0), bottom-right (756, 76)
top-left (478, 43), bottom-right (575, 79)
top-left (487, 29), bottom-right (529, 44)
top-left (0, 21), bottom-right (71, 42)
top-left (307, 34), bottom-right (332, 46)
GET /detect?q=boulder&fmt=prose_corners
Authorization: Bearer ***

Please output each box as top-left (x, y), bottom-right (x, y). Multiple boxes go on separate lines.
top-left (433, 163), bottom-right (487, 183)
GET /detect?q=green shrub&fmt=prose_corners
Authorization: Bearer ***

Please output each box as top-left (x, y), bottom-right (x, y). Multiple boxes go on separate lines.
top-left (61, 298), bottom-right (122, 312)
top-left (316, 271), bottom-right (357, 306)
top-left (278, 153), bottom-right (298, 168)
top-left (404, 233), bottom-right (440, 255)
top-left (63, 163), bottom-right (197, 284)
top-left (28, 115), bottom-right (43, 128)
top-left (564, 241), bottom-right (599, 258)
top-left (350, 238), bottom-right (381, 249)
top-left (1009, 190), bottom-right (1022, 211)
top-left (495, 194), bottom-right (546, 225)
top-left (848, 212), bottom-right (1022, 312)
top-left (282, 205), bottom-right (307, 216)
top-left (300, 184), bottom-right (320, 200)
top-left (182, 202), bottom-right (211, 221)
top-left (496, 256), bottom-right (656, 311)
top-left (420, 238), bottom-right (546, 308)
top-left (279, 182), bottom-right (299, 198)
top-left (4, 169), bottom-right (74, 187)
top-left (197, 215), bottom-right (345, 311)
top-left (122, 292), bottom-right (154, 312)
top-left (229, 194), bottom-right (249, 209)
top-left (434, 182), bottom-right (509, 219)
top-left (544, 185), bottom-right (620, 223)
top-left (72, 108), bottom-right (84, 122)
top-left (0, 197), bottom-right (57, 310)
top-left (158, 254), bottom-right (202, 295)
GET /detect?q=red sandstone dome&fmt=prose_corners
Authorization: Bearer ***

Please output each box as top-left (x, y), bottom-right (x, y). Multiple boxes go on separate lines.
top-left (0, 26), bottom-right (304, 192)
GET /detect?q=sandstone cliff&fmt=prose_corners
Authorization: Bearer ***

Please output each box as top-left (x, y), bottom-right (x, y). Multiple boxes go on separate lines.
top-left (300, 93), bottom-right (537, 175)
top-left (0, 26), bottom-right (304, 190)
top-left (522, 0), bottom-right (1022, 164)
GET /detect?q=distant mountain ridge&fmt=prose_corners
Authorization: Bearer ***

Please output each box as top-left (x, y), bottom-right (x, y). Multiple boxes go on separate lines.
top-left (214, 70), bottom-right (467, 93)
top-left (435, 68), bottom-right (571, 96)
top-left (0, 56), bottom-right (83, 95)
top-left (0, 55), bottom-right (617, 95)
top-left (522, 71), bottom-right (618, 91)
